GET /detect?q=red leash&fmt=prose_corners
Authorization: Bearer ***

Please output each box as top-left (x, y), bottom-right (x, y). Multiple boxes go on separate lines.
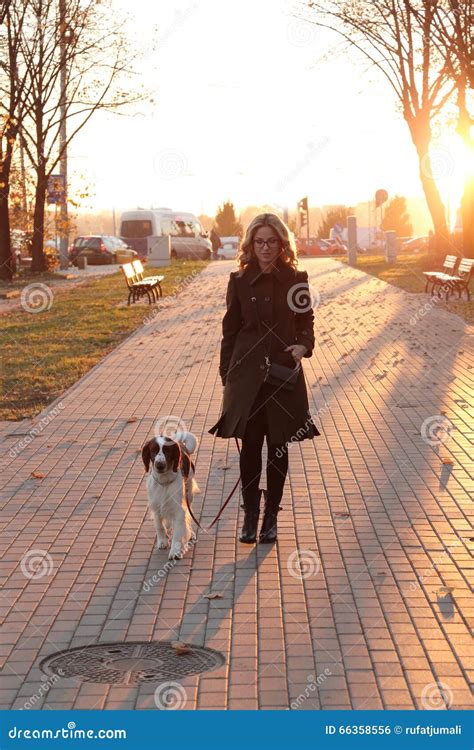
top-left (185, 437), bottom-right (241, 531)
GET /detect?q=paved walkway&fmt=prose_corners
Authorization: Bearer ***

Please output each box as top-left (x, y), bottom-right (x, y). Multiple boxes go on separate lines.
top-left (0, 259), bottom-right (472, 710)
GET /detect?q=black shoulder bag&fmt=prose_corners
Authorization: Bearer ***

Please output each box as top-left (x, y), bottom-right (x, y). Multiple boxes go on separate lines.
top-left (250, 295), bottom-right (300, 392)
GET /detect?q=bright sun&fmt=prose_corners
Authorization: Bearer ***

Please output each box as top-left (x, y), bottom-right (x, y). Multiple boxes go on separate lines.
top-left (433, 131), bottom-right (474, 230)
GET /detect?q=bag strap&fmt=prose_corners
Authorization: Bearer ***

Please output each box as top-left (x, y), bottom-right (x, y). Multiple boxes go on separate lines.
top-left (250, 294), bottom-right (273, 366)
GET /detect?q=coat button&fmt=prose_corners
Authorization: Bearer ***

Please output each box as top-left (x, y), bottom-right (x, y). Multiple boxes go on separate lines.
top-left (264, 296), bottom-right (270, 302)
top-left (259, 364), bottom-right (265, 370)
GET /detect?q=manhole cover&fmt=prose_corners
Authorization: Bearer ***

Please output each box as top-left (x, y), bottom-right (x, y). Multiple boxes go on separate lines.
top-left (39, 641), bottom-right (225, 685)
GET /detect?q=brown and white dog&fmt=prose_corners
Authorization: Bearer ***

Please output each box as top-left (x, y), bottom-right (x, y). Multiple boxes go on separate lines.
top-left (141, 431), bottom-right (199, 560)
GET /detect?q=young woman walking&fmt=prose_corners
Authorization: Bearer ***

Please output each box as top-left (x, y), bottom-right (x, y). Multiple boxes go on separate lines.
top-left (208, 213), bottom-right (320, 543)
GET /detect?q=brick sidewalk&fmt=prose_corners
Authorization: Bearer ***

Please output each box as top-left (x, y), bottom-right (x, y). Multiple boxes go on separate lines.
top-left (0, 259), bottom-right (472, 710)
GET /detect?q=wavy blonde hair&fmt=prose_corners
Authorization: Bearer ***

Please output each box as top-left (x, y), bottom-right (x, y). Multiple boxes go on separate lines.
top-left (237, 213), bottom-right (298, 270)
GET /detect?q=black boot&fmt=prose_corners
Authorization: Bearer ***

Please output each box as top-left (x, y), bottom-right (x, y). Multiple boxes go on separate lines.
top-left (239, 487), bottom-right (262, 544)
top-left (258, 490), bottom-right (281, 543)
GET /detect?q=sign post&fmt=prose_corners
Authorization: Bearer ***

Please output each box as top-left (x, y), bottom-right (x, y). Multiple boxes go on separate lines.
top-left (347, 216), bottom-right (357, 266)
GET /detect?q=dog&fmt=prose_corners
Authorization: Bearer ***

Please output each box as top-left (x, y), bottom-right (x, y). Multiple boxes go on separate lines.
top-left (141, 431), bottom-right (200, 560)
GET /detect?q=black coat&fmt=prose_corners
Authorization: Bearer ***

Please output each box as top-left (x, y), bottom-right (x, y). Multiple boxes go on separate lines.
top-left (208, 256), bottom-right (321, 446)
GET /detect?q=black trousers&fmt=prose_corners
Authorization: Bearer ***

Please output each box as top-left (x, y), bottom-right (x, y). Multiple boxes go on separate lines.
top-left (239, 385), bottom-right (289, 503)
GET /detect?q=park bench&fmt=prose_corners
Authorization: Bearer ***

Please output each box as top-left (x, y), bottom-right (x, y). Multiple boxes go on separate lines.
top-left (422, 255), bottom-right (458, 294)
top-left (435, 257), bottom-right (474, 301)
top-left (121, 262), bottom-right (164, 305)
top-left (132, 260), bottom-right (164, 299)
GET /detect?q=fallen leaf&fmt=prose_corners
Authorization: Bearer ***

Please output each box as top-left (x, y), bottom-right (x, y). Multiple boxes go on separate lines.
top-left (203, 592), bottom-right (223, 600)
top-left (441, 458), bottom-right (453, 465)
top-left (171, 640), bottom-right (191, 655)
top-left (126, 417), bottom-right (138, 423)
top-left (31, 472), bottom-right (46, 479)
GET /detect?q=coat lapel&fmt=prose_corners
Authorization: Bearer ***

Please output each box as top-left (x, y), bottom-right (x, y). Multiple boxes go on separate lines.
top-left (241, 256), bottom-right (295, 286)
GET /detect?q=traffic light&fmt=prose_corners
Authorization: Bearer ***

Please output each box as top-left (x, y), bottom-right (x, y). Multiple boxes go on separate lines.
top-left (298, 196), bottom-right (308, 226)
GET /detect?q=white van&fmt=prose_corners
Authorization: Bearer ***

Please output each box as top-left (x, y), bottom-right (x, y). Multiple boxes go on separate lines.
top-left (217, 236), bottom-right (240, 260)
top-left (120, 208), bottom-right (212, 260)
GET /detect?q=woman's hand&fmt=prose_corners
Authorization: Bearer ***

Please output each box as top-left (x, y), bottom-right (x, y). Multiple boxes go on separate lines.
top-left (285, 344), bottom-right (307, 365)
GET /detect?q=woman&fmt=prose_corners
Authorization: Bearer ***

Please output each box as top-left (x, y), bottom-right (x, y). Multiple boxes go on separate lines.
top-left (208, 213), bottom-right (320, 544)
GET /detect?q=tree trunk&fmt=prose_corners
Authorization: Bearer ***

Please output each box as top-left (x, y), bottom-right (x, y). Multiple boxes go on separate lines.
top-left (417, 155), bottom-right (450, 260)
top-left (408, 115), bottom-right (450, 263)
top-left (0, 189), bottom-right (13, 281)
top-left (460, 173), bottom-right (474, 258)
top-left (31, 171), bottom-right (47, 273)
top-left (456, 82), bottom-right (473, 258)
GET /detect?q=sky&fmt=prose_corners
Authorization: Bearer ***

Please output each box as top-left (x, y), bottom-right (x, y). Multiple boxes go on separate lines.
top-left (68, 0), bottom-right (466, 229)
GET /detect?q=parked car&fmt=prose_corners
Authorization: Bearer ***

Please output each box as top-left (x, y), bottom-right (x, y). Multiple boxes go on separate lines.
top-left (217, 236), bottom-right (240, 260)
top-left (400, 236), bottom-right (429, 252)
top-left (119, 208), bottom-right (212, 260)
top-left (69, 236), bottom-right (137, 266)
top-left (297, 237), bottom-right (345, 256)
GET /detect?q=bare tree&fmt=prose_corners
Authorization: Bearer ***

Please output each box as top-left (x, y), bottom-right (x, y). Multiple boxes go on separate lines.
top-left (1, 0), bottom-right (141, 275)
top-left (427, 0), bottom-right (473, 256)
top-left (0, 1), bottom-right (13, 25)
top-left (305, 0), bottom-right (459, 258)
top-left (0, 1), bottom-right (31, 279)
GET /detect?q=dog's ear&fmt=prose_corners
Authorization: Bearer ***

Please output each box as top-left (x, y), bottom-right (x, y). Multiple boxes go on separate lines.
top-left (142, 440), bottom-right (153, 472)
top-left (180, 451), bottom-right (191, 481)
top-left (172, 442), bottom-right (181, 473)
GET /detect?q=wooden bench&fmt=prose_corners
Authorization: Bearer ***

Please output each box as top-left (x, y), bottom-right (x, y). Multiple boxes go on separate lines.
top-left (422, 255), bottom-right (458, 294)
top-left (437, 257), bottom-right (474, 301)
top-left (120, 262), bottom-right (164, 305)
top-left (132, 260), bottom-right (164, 299)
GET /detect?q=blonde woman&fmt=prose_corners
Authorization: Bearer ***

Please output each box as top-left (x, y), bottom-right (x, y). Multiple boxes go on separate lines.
top-left (209, 213), bottom-right (320, 544)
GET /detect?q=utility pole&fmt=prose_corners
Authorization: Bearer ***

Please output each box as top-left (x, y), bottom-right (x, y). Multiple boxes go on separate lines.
top-left (58, 0), bottom-right (69, 269)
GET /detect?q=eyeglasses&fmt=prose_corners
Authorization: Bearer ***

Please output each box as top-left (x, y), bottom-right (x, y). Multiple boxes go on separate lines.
top-left (254, 238), bottom-right (280, 249)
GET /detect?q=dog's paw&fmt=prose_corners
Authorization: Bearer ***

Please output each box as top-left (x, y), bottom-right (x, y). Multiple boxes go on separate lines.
top-left (168, 551), bottom-right (183, 561)
top-left (168, 545), bottom-right (183, 560)
top-left (157, 539), bottom-right (169, 550)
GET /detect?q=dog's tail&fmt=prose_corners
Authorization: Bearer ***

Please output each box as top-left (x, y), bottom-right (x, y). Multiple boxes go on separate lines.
top-left (175, 430), bottom-right (197, 455)
top-left (190, 477), bottom-right (200, 495)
